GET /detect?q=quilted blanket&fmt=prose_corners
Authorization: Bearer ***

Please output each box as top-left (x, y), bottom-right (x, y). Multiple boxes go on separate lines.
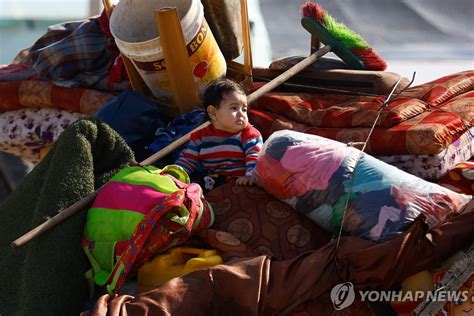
top-left (0, 108), bottom-right (85, 163)
top-left (0, 80), bottom-right (115, 163)
top-left (376, 127), bottom-right (474, 181)
top-left (0, 80), bottom-right (114, 114)
top-left (249, 71), bottom-right (474, 156)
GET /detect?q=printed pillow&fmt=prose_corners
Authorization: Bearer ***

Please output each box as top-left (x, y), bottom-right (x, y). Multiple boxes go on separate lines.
top-left (252, 92), bottom-right (428, 128)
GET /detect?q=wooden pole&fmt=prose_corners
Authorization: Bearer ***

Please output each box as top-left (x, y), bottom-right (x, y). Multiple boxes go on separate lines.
top-left (154, 7), bottom-right (200, 114)
top-left (240, 0), bottom-right (253, 90)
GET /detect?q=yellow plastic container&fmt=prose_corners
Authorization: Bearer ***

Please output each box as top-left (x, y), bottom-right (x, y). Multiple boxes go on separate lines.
top-left (138, 247), bottom-right (223, 293)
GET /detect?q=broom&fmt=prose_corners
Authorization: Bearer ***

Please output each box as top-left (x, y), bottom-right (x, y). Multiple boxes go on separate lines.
top-left (301, 2), bottom-right (387, 70)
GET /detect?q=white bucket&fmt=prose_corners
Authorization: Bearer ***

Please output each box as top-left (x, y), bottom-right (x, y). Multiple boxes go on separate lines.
top-left (110, 0), bottom-right (227, 100)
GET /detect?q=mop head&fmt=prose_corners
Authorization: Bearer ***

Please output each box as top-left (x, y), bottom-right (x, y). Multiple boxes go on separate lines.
top-left (302, 2), bottom-right (387, 70)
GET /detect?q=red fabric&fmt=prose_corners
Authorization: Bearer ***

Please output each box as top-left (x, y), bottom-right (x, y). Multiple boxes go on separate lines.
top-left (97, 7), bottom-right (113, 38)
top-left (249, 108), bottom-right (467, 155)
top-left (249, 71), bottom-right (473, 156)
top-left (0, 80), bottom-right (114, 114)
top-left (0, 80), bottom-right (22, 109)
top-left (401, 70), bottom-right (474, 106)
top-left (97, 7), bottom-right (131, 90)
top-left (438, 90), bottom-right (474, 125)
top-left (252, 92), bottom-right (428, 128)
top-left (107, 56), bottom-right (130, 90)
top-left (0, 64), bottom-right (36, 81)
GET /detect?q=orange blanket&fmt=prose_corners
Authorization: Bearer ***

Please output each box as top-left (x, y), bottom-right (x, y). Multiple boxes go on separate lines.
top-left (0, 80), bottom-right (114, 115)
top-left (249, 71), bottom-right (473, 155)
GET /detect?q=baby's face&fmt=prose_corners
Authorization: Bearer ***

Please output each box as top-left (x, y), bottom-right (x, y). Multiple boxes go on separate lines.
top-left (210, 91), bottom-right (248, 133)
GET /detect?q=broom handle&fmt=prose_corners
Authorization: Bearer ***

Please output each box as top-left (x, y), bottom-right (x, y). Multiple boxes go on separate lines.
top-left (247, 45), bottom-right (331, 103)
top-left (11, 45), bottom-right (332, 248)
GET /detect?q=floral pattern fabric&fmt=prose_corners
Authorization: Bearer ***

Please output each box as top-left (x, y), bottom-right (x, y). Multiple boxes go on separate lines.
top-left (0, 108), bottom-right (84, 163)
top-left (376, 128), bottom-right (474, 181)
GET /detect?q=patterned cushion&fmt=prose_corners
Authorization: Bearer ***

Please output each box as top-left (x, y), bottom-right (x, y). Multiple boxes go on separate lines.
top-left (401, 70), bottom-right (474, 106)
top-left (376, 128), bottom-right (474, 181)
top-left (201, 184), bottom-right (331, 261)
top-left (439, 90), bottom-right (474, 125)
top-left (252, 92), bottom-right (428, 128)
top-left (249, 108), bottom-right (467, 155)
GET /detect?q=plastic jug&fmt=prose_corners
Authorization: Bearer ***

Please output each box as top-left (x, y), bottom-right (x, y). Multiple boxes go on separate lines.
top-left (138, 247), bottom-right (223, 293)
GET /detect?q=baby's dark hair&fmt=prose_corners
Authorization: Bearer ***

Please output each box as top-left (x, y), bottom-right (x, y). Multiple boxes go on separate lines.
top-left (202, 78), bottom-right (246, 108)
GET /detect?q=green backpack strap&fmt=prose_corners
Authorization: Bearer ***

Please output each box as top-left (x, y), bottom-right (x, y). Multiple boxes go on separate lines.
top-left (83, 242), bottom-right (117, 297)
top-left (162, 165), bottom-right (190, 184)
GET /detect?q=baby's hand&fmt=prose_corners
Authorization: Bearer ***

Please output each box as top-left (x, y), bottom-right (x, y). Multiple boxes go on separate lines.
top-left (235, 175), bottom-right (254, 186)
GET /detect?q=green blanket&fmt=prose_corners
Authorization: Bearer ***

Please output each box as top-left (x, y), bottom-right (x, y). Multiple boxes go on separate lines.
top-left (0, 118), bottom-right (134, 316)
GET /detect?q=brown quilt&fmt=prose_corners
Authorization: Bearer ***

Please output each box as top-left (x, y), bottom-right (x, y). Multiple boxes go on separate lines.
top-left (84, 184), bottom-right (474, 315)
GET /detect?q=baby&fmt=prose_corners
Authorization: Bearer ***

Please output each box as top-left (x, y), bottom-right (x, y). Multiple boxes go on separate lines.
top-left (175, 79), bottom-right (263, 190)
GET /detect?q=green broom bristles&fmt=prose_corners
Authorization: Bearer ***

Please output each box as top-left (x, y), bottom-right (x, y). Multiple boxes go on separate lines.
top-left (302, 2), bottom-right (387, 70)
top-left (322, 12), bottom-right (369, 49)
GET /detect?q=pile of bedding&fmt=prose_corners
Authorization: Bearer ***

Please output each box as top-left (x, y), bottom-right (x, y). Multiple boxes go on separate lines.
top-left (249, 71), bottom-right (474, 181)
top-left (0, 10), bottom-right (126, 164)
top-left (0, 80), bottom-right (115, 163)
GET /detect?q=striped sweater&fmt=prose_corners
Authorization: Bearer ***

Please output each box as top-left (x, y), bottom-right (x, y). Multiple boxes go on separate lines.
top-left (175, 124), bottom-right (263, 177)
